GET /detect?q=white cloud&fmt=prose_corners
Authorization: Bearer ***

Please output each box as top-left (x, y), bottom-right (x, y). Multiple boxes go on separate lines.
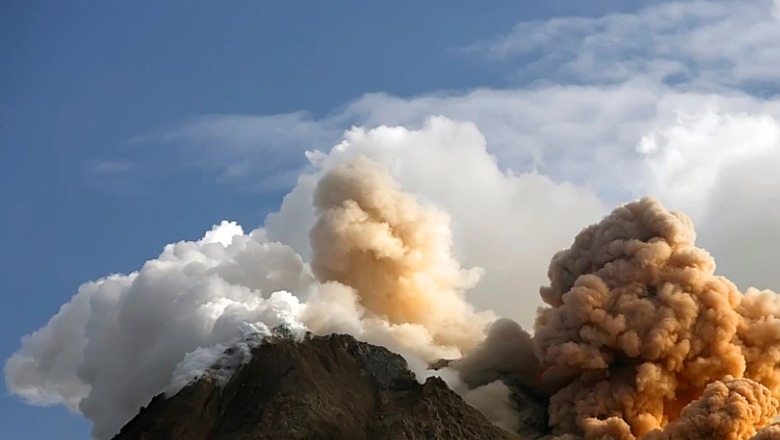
top-left (132, 2), bottom-right (780, 198)
top-left (638, 107), bottom-right (780, 218)
top-left (474, 0), bottom-right (780, 90)
top-left (637, 107), bottom-right (780, 292)
top-left (4, 230), bottom-right (313, 439)
top-left (142, 86), bottom-right (780, 204)
top-left (153, 112), bottom-right (334, 151)
top-left (127, 1), bottom-right (780, 203)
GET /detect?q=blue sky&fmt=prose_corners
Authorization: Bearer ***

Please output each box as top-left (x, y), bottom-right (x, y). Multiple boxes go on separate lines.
top-left (4, 1), bottom-right (780, 439)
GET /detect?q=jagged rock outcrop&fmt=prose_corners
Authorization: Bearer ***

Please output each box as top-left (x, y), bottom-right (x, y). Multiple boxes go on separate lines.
top-left (113, 334), bottom-right (520, 440)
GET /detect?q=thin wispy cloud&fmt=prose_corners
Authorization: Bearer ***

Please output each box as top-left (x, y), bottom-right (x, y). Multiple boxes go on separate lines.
top-left (131, 112), bottom-right (342, 191)
top-left (152, 112), bottom-right (335, 152)
top-left (469, 0), bottom-right (780, 91)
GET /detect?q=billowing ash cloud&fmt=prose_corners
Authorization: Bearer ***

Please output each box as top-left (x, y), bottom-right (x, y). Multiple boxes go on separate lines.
top-left (644, 377), bottom-right (776, 440)
top-left (309, 157), bottom-right (492, 356)
top-left (456, 197), bottom-right (780, 439)
top-left (6, 122), bottom-right (780, 440)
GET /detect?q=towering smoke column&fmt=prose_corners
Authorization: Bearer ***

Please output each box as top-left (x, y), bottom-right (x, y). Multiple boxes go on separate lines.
top-left (307, 156), bottom-right (492, 357)
top-left (519, 197), bottom-right (780, 439)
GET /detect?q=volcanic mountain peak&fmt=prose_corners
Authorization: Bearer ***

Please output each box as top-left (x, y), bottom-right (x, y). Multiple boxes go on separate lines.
top-left (112, 332), bottom-right (532, 440)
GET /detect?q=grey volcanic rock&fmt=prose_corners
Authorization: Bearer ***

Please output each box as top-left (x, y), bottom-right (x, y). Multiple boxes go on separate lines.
top-left (112, 334), bottom-right (521, 440)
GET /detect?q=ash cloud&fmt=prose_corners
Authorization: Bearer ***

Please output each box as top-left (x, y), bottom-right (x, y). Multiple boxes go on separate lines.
top-left (455, 197), bottom-right (780, 439)
top-left (309, 157), bottom-right (492, 357)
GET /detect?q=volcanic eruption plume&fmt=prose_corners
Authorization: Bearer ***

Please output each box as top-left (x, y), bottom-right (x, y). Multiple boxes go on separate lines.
top-left (459, 197), bottom-right (780, 439)
top-left (3, 156), bottom-right (493, 438)
top-left (6, 155), bottom-right (780, 440)
top-left (307, 156), bottom-right (492, 357)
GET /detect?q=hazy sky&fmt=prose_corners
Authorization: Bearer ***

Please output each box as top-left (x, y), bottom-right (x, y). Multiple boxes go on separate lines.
top-left (3, 1), bottom-right (780, 438)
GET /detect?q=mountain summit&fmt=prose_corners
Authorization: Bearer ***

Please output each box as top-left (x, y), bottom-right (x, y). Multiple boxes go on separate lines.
top-left (112, 333), bottom-right (530, 440)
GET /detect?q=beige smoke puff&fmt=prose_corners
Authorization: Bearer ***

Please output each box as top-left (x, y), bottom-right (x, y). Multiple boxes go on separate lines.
top-left (751, 423), bottom-right (780, 440)
top-left (644, 377), bottom-right (777, 440)
top-left (737, 289), bottom-right (780, 397)
top-left (309, 156), bottom-right (493, 358)
top-left (531, 197), bottom-right (780, 439)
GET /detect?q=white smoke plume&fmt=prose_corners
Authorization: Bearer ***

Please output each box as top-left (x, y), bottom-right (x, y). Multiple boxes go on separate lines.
top-left (4, 156), bottom-right (496, 439)
top-left (4, 225), bottom-right (312, 439)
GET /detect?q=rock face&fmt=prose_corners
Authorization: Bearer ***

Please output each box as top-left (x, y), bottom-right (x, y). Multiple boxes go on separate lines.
top-left (112, 334), bottom-right (520, 440)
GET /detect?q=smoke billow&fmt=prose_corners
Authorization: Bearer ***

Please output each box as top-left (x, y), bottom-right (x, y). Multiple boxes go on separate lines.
top-left (458, 197), bottom-right (780, 439)
top-left (451, 318), bottom-right (540, 390)
top-left (752, 423), bottom-right (780, 440)
top-left (645, 377), bottom-right (776, 440)
top-left (309, 157), bottom-right (492, 357)
top-left (3, 226), bottom-right (312, 439)
top-left (6, 155), bottom-right (780, 440)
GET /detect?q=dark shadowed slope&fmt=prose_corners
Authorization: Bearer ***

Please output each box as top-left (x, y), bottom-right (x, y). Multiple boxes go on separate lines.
top-left (112, 333), bottom-right (520, 440)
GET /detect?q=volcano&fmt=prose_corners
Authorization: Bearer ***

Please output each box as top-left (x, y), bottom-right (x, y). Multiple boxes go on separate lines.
top-left (112, 332), bottom-right (544, 440)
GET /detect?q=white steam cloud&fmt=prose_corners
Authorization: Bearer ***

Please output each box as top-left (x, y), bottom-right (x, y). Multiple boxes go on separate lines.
top-left (5, 225), bottom-right (311, 439)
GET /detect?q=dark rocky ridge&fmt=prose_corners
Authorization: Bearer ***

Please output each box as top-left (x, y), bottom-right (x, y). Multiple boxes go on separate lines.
top-left (112, 333), bottom-right (527, 440)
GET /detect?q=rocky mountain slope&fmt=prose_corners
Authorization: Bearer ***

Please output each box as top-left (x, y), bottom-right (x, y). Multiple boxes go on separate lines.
top-left (112, 333), bottom-right (529, 440)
